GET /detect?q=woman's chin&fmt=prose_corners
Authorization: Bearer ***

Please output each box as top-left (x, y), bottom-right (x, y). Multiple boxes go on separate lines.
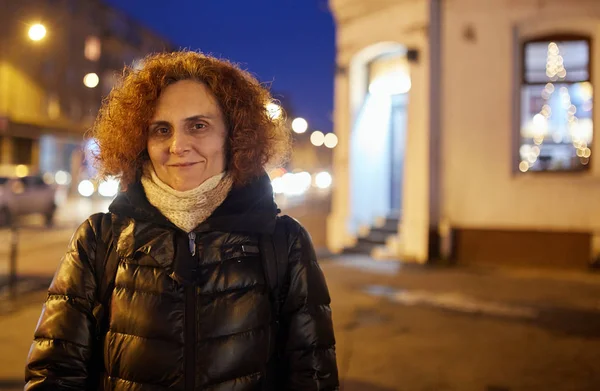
top-left (166, 176), bottom-right (208, 191)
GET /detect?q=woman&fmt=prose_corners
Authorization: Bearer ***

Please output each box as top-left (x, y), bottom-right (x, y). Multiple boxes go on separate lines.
top-left (25, 51), bottom-right (339, 390)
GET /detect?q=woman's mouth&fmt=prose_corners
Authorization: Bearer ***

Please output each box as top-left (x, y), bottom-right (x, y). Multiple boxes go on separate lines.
top-left (168, 162), bottom-right (198, 168)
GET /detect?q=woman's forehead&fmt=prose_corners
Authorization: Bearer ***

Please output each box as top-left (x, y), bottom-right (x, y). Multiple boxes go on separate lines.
top-left (153, 80), bottom-right (222, 120)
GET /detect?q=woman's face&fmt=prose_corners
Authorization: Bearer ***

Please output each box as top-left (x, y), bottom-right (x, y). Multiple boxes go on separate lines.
top-left (147, 80), bottom-right (227, 191)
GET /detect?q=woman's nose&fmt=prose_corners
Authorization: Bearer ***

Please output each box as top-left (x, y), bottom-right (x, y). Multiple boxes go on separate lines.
top-left (169, 131), bottom-right (191, 155)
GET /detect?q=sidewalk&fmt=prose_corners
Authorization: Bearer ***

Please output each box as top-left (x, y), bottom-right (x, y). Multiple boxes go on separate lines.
top-left (0, 290), bottom-right (47, 390)
top-left (322, 256), bottom-right (600, 390)
top-left (327, 254), bottom-right (600, 310)
top-left (1, 255), bottom-right (600, 390)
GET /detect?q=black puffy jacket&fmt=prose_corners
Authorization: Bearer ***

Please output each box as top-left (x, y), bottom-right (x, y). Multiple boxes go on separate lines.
top-left (25, 173), bottom-right (339, 390)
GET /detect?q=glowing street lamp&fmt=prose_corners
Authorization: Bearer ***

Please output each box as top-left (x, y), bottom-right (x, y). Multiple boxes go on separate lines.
top-left (324, 133), bottom-right (338, 148)
top-left (83, 73), bottom-right (100, 88)
top-left (310, 131), bottom-right (325, 146)
top-left (266, 103), bottom-right (282, 120)
top-left (292, 117), bottom-right (308, 134)
top-left (28, 24), bottom-right (47, 41)
top-left (315, 172), bottom-right (333, 189)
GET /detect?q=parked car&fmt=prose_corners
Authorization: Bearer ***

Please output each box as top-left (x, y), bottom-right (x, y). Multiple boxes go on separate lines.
top-left (0, 175), bottom-right (57, 227)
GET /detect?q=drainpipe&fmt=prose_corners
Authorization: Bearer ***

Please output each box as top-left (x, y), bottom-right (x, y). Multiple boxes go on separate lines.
top-left (429, 0), bottom-right (449, 261)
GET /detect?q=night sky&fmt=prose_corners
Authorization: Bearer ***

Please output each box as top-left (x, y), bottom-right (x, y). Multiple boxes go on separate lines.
top-left (104, 0), bottom-right (337, 134)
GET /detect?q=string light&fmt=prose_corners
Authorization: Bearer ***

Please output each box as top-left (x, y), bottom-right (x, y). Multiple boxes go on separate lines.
top-left (524, 41), bottom-right (590, 171)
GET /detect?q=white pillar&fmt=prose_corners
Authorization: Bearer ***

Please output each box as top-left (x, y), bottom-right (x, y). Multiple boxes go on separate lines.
top-left (327, 64), bottom-right (353, 253)
top-left (398, 40), bottom-right (431, 263)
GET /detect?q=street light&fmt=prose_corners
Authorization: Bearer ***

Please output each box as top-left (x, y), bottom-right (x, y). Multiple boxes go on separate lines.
top-left (83, 73), bottom-right (100, 88)
top-left (310, 131), bottom-right (325, 146)
top-left (266, 103), bottom-right (282, 120)
top-left (15, 165), bottom-right (29, 178)
top-left (324, 133), bottom-right (338, 148)
top-left (292, 117), bottom-right (308, 134)
top-left (78, 180), bottom-right (95, 197)
top-left (315, 172), bottom-right (333, 189)
top-left (28, 24), bottom-right (47, 41)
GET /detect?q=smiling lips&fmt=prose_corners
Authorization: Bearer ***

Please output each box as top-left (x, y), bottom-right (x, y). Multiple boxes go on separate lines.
top-left (168, 162), bottom-right (199, 167)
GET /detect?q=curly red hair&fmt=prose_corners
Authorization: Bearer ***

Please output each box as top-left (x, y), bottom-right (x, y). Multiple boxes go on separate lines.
top-left (90, 51), bottom-right (290, 189)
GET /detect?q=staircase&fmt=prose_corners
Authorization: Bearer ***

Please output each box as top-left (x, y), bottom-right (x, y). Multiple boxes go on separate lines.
top-left (343, 214), bottom-right (401, 258)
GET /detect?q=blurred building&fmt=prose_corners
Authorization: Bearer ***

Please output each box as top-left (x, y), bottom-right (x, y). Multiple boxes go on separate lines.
top-left (269, 94), bottom-right (333, 175)
top-left (328, 0), bottom-right (600, 268)
top-left (288, 135), bottom-right (333, 174)
top-left (0, 0), bottom-right (172, 188)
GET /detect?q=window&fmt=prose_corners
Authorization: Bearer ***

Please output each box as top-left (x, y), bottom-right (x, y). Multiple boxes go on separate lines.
top-left (46, 93), bottom-right (61, 119)
top-left (519, 37), bottom-right (593, 172)
top-left (13, 137), bottom-right (33, 165)
top-left (85, 36), bottom-right (101, 62)
top-left (67, 0), bottom-right (78, 14)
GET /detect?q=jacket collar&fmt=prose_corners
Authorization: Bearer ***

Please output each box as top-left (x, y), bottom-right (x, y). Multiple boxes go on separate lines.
top-left (108, 172), bottom-right (280, 283)
top-left (109, 171), bottom-right (280, 235)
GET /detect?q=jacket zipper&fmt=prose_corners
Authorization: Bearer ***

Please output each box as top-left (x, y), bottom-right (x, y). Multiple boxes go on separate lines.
top-left (188, 232), bottom-right (196, 256)
top-left (185, 231), bottom-right (197, 391)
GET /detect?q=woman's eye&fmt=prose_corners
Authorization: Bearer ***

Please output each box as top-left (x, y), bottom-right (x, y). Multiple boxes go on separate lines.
top-left (150, 127), bottom-right (170, 137)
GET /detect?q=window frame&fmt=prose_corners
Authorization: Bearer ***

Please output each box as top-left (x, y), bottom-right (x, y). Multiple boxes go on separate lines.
top-left (518, 33), bottom-right (594, 174)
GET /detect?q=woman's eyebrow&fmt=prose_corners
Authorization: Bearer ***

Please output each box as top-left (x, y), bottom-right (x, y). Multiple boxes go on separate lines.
top-left (149, 114), bottom-right (215, 127)
top-left (148, 120), bottom-right (170, 128)
top-left (183, 114), bottom-right (215, 123)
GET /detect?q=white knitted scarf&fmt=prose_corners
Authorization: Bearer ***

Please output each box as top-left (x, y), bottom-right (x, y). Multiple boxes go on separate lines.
top-left (140, 163), bottom-right (234, 232)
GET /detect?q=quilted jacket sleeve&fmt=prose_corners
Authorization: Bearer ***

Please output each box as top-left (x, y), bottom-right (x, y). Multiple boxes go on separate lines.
top-left (280, 219), bottom-right (339, 390)
top-left (25, 215), bottom-right (102, 390)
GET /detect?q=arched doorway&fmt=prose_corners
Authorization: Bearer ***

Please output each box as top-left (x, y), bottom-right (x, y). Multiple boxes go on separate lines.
top-left (348, 43), bottom-right (411, 236)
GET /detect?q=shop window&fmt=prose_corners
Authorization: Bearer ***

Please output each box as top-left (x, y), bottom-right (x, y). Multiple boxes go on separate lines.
top-left (519, 36), bottom-right (593, 172)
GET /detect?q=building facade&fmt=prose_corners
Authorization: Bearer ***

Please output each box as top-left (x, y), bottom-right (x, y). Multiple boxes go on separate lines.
top-left (328, 0), bottom-right (600, 268)
top-left (0, 0), bottom-right (172, 187)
